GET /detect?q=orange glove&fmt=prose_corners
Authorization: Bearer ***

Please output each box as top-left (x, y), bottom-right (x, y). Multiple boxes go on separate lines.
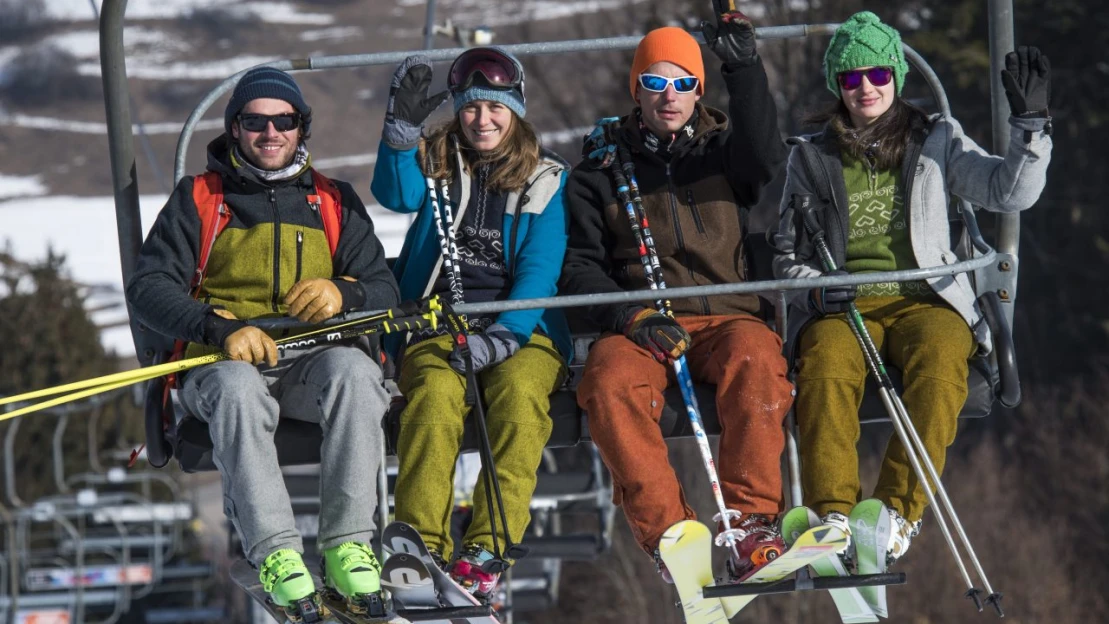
top-left (284, 278), bottom-right (343, 323)
top-left (224, 326), bottom-right (278, 366)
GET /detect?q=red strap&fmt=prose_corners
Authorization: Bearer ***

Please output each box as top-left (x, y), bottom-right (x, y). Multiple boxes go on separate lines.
top-left (191, 171), bottom-right (232, 291)
top-left (310, 169), bottom-right (343, 256)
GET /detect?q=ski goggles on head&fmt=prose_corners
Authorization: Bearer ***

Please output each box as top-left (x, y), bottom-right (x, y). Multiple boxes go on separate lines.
top-left (237, 112), bottom-right (302, 132)
top-left (448, 47), bottom-right (524, 93)
top-left (638, 73), bottom-right (700, 94)
top-left (837, 66), bottom-right (894, 91)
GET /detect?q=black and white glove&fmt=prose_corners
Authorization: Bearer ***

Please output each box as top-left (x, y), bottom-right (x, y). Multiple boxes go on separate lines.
top-left (809, 270), bottom-right (857, 316)
top-left (1001, 46), bottom-right (1050, 118)
top-left (449, 323), bottom-right (520, 374)
top-left (383, 55), bottom-right (449, 148)
top-left (702, 10), bottom-right (758, 67)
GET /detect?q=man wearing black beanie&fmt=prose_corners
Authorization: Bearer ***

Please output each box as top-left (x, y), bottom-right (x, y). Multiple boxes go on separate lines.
top-left (126, 66), bottom-right (398, 620)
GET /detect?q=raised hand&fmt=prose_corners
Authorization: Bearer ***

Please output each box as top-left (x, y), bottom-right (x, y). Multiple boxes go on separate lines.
top-left (384, 55), bottom-right (450, 147)
top-left (1001, 46), bottom-right (1050, 117)
top-left (702, 10), bottom-right (758, 66)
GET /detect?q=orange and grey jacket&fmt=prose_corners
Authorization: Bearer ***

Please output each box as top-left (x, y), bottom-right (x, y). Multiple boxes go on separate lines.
top-left (126, 135), bottom-right (399, 355)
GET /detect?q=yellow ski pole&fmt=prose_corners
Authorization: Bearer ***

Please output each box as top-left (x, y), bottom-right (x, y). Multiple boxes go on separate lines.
top-left (1, 376), bottom-right (144, 423)
top-left (0, 307), bottom-right (407, 408)
top-left (0, 299), bottom-right (441, 420)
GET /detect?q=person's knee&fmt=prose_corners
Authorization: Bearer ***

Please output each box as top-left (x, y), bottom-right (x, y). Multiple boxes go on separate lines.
top-left (313, 347), bottom-right (384, 387)
top-left (192, 361), bottom-right (269, 414)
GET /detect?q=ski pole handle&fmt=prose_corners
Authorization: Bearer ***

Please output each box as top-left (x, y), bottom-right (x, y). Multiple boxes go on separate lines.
top-left (795, 193), bottom-right (823, 241)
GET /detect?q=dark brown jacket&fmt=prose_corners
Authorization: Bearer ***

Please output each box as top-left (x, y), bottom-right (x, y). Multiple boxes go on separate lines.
top-left (560, 59), bottom-right (786, 331)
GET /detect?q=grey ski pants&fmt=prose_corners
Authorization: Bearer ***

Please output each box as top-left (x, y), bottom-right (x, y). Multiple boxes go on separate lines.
top-left (179, 345), bottom-right (388, 567)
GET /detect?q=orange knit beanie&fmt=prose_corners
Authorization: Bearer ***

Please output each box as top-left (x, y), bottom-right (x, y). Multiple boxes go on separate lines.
top-left (629, 26), bottom-right (705, 100)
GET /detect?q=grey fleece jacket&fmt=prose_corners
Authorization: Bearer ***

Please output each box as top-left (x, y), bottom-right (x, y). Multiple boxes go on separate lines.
top-left (771, 113), bottom-right (1052, 353)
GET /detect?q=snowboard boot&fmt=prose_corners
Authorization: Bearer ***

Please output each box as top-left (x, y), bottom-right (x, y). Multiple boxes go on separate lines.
top-left (447, 543), bottom-right (502, 602)
top-left (720, 513), bottom-right (786, 581)
top-left (651, 547), bottom-right (675, 585)
top-left (322, 542), bottom-right (387, 618)
top-left (885, 508), bottom-right (922, 567)
top-left (821, 511), bottom-right (855, 572)
top-left (259, 549), bottom-right (328, 623)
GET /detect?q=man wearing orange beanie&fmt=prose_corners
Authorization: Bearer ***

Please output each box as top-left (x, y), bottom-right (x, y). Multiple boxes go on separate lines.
top-left (561, 10), bottom-right (792, 586)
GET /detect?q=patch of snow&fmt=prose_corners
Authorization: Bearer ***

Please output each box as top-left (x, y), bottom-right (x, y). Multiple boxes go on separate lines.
top-left (41, 0), bottom-right (332, 24)
top-left (299, 26), bottom-right (362, 42)
top-left (0, 174), bottom-right (48, 200)
top-left (76, 55), bottom-right (280, 80)
top-left (0, 112), bottom-right (223, 135)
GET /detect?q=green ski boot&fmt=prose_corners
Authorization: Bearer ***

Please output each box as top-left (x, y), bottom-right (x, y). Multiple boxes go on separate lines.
top-left (323, 541), bottom-right (387, 618)
top-left (259, 549), bottom-right (328, 622)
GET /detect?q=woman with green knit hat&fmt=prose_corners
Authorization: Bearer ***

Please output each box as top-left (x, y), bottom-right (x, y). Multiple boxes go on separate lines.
top-left (771, 10), bottom-right (1052, 567)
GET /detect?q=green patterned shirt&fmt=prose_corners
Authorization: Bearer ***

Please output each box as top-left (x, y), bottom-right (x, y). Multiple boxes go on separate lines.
top-left (842, 153), bottom-right (933, 298)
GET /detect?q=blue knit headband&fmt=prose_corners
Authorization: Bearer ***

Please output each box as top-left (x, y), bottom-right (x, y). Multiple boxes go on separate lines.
top-left (452, 85), bottom-right (526, 119)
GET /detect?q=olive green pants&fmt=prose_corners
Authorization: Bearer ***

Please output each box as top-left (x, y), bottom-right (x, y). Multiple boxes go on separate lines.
top-left (796, 296), bottom-right (975, 522)
top-left (394, 333), bottom-right (566, 559)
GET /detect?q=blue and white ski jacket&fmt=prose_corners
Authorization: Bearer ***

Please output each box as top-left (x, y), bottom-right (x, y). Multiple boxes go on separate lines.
top-left (371, 139), bottom-right (573, 360)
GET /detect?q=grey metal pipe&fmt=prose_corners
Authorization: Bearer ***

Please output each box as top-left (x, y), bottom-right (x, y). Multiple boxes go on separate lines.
top-left (988, 0), bottom-right (1020, 330)
top-left (173, 25), bottom-right (842, 183)
top-left (253, 253), bottom-right (994, 331)
top-left (100, 0), bottom-right (139, 285)
top-left (422, 0), bottom-right (437, 51)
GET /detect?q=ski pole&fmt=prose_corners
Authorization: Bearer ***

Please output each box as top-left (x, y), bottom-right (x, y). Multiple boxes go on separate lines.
top-left (795, 194), bottom-right (998, 613)
top-left (1, 303), bottom-right (440, 421)
top-left (440, 302), bottom-right (525, 571)
top-left (611, 144), bottom-right (743, 560)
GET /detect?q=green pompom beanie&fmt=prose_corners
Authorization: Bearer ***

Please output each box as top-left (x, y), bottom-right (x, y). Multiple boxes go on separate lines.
top-left (824, 11), bottom-right (909, 96)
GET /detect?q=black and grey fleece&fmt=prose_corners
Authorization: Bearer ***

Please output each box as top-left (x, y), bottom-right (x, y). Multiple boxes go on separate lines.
top-left (126, 135), bottom-right (399, 351)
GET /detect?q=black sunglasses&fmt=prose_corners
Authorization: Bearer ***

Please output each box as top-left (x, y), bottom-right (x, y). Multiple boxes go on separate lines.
top-left (237, 113), bottom-right (301, 133)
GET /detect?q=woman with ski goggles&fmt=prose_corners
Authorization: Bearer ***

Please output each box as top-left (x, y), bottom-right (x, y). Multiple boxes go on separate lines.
top-left (371, 47), bottom-right (570, 603)
top-left (771, 10), bottom-right (1052, 573)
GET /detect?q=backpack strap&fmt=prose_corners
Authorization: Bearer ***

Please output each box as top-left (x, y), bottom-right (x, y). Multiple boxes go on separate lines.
top-left (191, 171), bottom-right (233, 294)
top-left (308, 169), bottom-right (343, 256)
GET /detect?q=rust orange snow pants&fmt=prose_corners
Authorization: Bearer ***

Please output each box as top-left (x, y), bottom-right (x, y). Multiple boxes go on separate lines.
top-left (577, 314), bottom-right (794, 554)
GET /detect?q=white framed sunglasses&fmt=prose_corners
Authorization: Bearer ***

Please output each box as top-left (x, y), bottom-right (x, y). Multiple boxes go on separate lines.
top-left (638, 73), bottom-right (700, 94)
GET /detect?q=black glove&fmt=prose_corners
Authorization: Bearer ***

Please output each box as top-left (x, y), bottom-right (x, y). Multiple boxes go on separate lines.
top-left (1001, 46), bottom-right (1050, 117)
top-left (383, 55), bottom-right (449, 147)
top-left (622, 307), bottom-right (692, 362)
top-left (449, 323), bottom-right (520, 374)
top-left (702, 11), bottom-right (758, 66)
top-left (582, 117), bottom-right (622, 169)
top-left (809, 270), bottom-right (857, 316)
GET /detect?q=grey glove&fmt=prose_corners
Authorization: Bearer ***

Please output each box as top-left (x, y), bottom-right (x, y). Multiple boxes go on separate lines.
top-left (449, 323), bottom-right (520, 374)
top-left (383, 55), bottom-right (449, 148)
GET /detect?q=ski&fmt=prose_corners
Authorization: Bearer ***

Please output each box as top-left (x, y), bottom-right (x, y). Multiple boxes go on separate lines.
top-left (850, 499), bottom-right (892, 618)
top-left (781, 507), bottom-right (878, 623)
top-left (657, 520), bottom-right (729, 624)
top-left (719, 523), bottom-right (848, 618)
top-left (381, 553), bottom-right (440, 609)
top-left (230, 558), bottom-right (349, 624)
top-left (381, 521), bottom-right (499, 623)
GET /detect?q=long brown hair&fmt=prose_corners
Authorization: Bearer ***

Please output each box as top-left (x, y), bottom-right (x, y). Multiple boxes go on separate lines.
top-left (418, 113), bottom-right (541, 193)
top-left (804, 98), bottom-right (928, 170)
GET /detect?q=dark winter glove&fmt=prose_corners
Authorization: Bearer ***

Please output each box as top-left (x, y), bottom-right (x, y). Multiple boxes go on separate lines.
top-left (582, 117), bottom-right (622, 169)
top-left (383, 55), bottom-right (449, 148)
top-left (622, 307), bottom-right (692, 362)
top-left (809, 270), bottom-right (857, 316)
top-left (702, 11), bottom-right (758, 67)
top-left (1001, 46), bottom-right (1050, 118)
top-left (449, 323), bottom-right (520, 374)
